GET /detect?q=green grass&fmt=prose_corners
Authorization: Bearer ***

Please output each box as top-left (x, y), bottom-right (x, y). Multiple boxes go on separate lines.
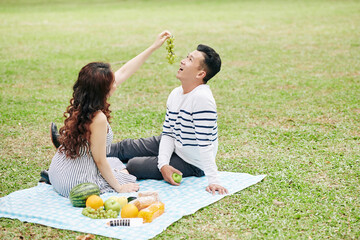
top-left (1, 0), bottom-right (359, 239)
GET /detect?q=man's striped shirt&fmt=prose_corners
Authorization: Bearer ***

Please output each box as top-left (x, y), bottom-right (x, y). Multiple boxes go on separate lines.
top-left (157, 85), bottom-right (220, 185)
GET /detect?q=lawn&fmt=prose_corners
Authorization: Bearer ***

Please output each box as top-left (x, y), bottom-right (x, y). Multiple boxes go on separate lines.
top-left (1, 0), bottom-right (359, 239)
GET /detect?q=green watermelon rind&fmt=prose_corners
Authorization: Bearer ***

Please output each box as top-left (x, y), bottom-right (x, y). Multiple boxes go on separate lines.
top-left (69, 183), bottom-right (100, 207)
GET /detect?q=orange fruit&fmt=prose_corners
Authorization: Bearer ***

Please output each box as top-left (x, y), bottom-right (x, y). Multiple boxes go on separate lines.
top-left (120, 204), bottom-right (139, 218)
top-left (86, 195), bottom-right (104, 210)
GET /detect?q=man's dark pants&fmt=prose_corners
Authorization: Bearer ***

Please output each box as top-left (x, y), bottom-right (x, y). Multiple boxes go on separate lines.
top-left (107, 135), bottom-right (204, 180)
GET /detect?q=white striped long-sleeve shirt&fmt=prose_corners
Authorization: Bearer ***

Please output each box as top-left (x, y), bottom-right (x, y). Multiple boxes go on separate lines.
top-left (157, 84), bottom-right (220, 185)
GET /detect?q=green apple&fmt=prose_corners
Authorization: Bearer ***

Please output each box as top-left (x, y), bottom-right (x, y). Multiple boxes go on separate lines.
top-left (108, 196), bottom-right (128, 209)
top-left (172, 173), bottom-right (182, 183)
top-left (104, 198), bottom-right (121, 214)
top-left (108, 196), bottom-right (119, 202)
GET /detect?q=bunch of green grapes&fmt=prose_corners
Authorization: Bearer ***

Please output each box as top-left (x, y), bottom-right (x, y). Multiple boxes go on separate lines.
top-left (82, 206), bottom-right (118, 219)
top-left (166, 36), bottom-right (176, 64)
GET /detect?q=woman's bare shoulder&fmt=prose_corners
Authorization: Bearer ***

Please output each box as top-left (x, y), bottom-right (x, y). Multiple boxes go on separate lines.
top-left (91, 111), bottom-right (107, 125)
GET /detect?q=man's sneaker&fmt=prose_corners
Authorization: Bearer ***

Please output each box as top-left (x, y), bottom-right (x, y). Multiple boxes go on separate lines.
top-left (50, 122), bottom-right (60, 148)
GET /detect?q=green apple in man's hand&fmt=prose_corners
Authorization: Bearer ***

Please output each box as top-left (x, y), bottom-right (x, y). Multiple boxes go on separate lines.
top-left (172, 172), bottom-right (182, 183)
top-left (104, 198), bottom-right (121, 214)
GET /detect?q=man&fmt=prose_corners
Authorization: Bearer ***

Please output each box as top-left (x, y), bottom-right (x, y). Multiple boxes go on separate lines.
top-left (50, 44), bottom-right (228, 195)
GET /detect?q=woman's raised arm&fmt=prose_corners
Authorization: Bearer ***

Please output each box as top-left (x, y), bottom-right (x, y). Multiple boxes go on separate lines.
top-left (114, 30), bottom-right (171, 86)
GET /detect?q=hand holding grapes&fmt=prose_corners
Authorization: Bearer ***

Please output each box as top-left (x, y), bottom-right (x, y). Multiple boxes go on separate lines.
top-left (151, 30), bottom-right (171, 50)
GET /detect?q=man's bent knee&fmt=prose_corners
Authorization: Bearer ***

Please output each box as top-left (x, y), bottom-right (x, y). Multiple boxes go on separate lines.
top-left (126, 157), bottom-right (162, 180)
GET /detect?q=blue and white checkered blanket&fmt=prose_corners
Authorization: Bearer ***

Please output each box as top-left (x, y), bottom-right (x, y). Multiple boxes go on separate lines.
top-left (0, 172), bottom-right (265, 240)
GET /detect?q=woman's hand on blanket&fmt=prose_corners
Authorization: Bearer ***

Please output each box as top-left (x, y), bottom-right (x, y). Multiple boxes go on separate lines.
top-left (160, 165), bottom-right (182, 186)
top-left (116, 183), bottom-right (140, 193)
top-left (206, 184), bottom-right (229, 195)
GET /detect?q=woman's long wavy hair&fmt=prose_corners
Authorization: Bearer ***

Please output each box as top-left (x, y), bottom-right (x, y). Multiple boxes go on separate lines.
top-left (58, 62), bottom-right (114, 159)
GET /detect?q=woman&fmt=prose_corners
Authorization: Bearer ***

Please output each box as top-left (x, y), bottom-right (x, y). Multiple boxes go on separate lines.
top-left (48, 31), bottom-right (171, 197)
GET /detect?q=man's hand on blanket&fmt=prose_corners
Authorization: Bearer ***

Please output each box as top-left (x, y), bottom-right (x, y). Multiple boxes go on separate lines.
top-left (206, 184), bottom-right (229, 195)
top-left (160, 165), bottom-right (182, 186)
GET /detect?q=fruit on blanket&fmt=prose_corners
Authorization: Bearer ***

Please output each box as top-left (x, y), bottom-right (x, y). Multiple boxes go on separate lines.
top-left (86, 195), bottom-right (104, 210)
top-left (127, 196), bottom-right (137, 202)
top-left (117, 196), bottom-right (128, 209)
top-left (69, 183), bottom-right (100, 207)
top-left (108, 196), bottom-right (119, 202)
top-left (82, 206), bottom-right (118, 219)
top-left (121, 204), bottom-right (139, 218)
top-left (104, 198), bottom-right (121, 214)
top-left (108, 196), bottom-right (128, 209)
top-left (138, 202), bottom-right (165, 223)
top-left (172, 173), bottom-right (182, 183)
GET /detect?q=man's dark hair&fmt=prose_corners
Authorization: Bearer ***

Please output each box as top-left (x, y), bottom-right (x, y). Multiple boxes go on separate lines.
top-left (197, 44), bottom-right (221, 83)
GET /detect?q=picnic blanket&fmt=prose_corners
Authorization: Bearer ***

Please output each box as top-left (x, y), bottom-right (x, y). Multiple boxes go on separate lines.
top-left (0, 172), bottom-right (265, 240)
